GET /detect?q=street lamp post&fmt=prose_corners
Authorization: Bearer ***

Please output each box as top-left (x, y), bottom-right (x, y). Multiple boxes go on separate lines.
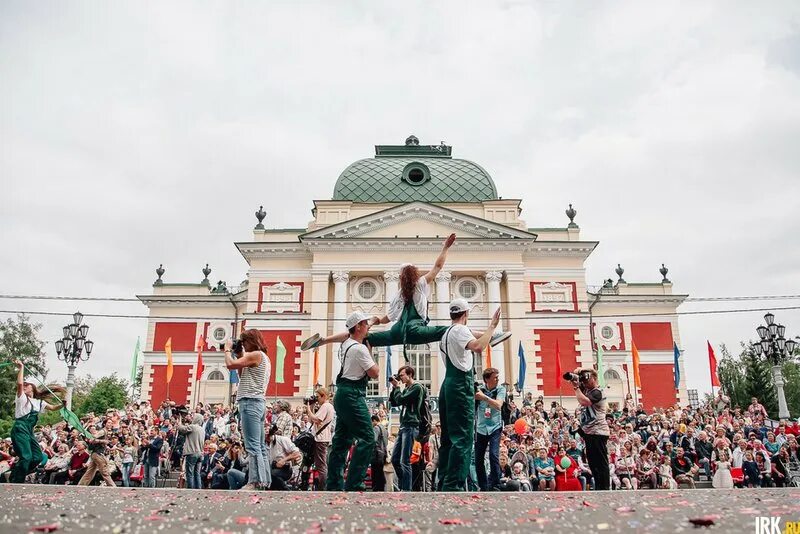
top-left (54, 311), bottom-right (94, 410)
top-left (752, 312), bottom-right (797, 419)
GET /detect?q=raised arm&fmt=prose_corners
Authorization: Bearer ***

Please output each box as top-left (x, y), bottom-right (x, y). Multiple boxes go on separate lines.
top-left (466, 308), bottom-right (501, 352)
top-left (14, 359), bottom-right (23, 396)
top-left (423, 234), bottom-right (456, 285)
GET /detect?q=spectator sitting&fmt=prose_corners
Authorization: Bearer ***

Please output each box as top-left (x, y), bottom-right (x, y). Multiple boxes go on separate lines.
top-left (534, 448), bottom-right (555, 491)
top-left (267, 424), bottom-right (301, 490)
top-left (511, 461), bottom-right (532, 491)
top-left (671, 447), bottom-right (696, 488)
top-left (742, 451), bottom-right (760, 487)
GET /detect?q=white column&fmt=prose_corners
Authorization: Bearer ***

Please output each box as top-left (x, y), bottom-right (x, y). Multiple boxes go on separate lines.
top-left (383, 271), bottom-right (400, 395)
top-left (330, 271), bottom-right (349, 380)
top-left (65, 364), bottom-right (76, 411)
top-left (773, 365), bottom-right (791, 419)
top-left (434, 271), bottom-right (452, 390)
top-left (485, 270), bottom-right (506, 382)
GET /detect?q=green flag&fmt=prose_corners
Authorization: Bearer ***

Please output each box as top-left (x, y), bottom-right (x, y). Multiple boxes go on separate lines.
top-left (596, 346), bottom-right (606, 388)
top-left (60, 406), bottom-right (93, 439)
top-left (275, 336), bottom-right (286, 384)
top-left (130, 337), bottom-right (141, 384)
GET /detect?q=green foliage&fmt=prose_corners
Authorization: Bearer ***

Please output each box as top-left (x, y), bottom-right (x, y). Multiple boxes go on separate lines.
top-left (780, 361), bottom-right (800, 419)
top-left (0, 314), bottom-right (49, 422)
top-left (742, 345), bottom-right (777, 416)
top-left (717, 343), bottom-right (749, 409)
top-left (76, 374), bottom-right (129, 417)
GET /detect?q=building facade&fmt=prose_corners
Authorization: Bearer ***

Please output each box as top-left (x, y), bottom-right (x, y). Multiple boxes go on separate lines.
top-left (138, 136), bottom-right (688, 412)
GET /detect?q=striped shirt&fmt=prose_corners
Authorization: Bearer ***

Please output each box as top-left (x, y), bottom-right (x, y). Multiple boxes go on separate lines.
top-left (237, 351), bottom-right (270, 401)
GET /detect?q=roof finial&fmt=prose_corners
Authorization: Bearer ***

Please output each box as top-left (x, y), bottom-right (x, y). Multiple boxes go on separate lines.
top-left (154, 264), bottom-right (165, 286)
top-left (405, 134), bottom-right (419, 146)
top-left (615, 263), bottom-right (625, 283)
top-left (660, 263), bottom-right (670, 283)
top-left (566, 203), bottom-right (578, 228)
top-left (202, 264), bottom-right (212, 285)
top-left (255, 205), bottom-right (266, 229)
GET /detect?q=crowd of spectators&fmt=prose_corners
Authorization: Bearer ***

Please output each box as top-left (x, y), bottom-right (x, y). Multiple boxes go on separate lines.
top-left (1, 390), bottom-right (798, 491)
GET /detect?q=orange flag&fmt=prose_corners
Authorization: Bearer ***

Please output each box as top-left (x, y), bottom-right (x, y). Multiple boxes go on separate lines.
top-left (631, 340), bottom-right (641, 388)
top-left (165, 337), bottom-right (173, 383)
top-left (195, 335), bottom-right (205, 383)
top-left (312, 347), bottom-right (319, 386)
top-left (486, 344), bottom-right (493, 369)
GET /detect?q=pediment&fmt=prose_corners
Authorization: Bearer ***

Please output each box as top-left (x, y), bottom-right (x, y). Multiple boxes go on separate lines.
top-left (300, 202), bottom-right (536, 241)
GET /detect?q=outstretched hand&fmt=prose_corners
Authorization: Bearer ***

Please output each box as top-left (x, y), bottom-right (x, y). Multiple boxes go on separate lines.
top-left (490, 307), bottom-right (501, 329)
top-left (444, 233), bottom-right (456, 248)
top-left (13, 358), bottom-right (23, 369)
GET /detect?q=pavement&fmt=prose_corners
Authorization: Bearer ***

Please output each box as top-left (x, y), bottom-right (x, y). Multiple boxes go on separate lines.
top-left (0, 485), bottom-right (798, 533)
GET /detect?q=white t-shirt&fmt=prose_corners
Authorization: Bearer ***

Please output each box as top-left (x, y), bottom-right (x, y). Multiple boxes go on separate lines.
top-left (15, 394), bottom-right (44, 419)
top-left (270, 435), bottom-right (299, 463)
top-left (338, 338), bottom-right (375, 381)
top-left (387, 277), bottom-right (430, 322)
top-left (439, 324), bottom-right (476, 372)
top-left (313, 402), bottom-right (335, 443)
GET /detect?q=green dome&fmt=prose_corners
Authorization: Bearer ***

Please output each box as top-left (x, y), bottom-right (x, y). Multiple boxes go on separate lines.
top-left (333, 138), bottom-right (498, 203)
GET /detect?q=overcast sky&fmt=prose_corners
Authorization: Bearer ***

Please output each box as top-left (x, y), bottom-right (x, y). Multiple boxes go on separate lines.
top-left (1, 1), bottom-right (799, 395)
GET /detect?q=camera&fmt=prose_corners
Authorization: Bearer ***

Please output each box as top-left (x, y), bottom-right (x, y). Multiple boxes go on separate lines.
top-left (563, 370), bottom-right (591, 383)
top-left (303, 395), bottom-right (318, 405)
top-left (219, 339), bottom-right (244, 355)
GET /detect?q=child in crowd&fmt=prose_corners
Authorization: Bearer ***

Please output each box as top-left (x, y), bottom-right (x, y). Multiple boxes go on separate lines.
top-left (534, 449), bottom-right (556, 491)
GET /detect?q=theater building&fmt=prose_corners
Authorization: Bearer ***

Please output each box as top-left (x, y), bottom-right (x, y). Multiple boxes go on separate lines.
top-left (137, 136), bottom-right (688, 412)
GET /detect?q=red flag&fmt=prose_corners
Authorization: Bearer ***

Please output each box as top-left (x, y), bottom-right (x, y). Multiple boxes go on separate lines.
top-left (707, 341), bottom-right (720, 387)
top-left (195, 335), bottom-right (205, 383)
top-left (555, 339), bottom-right (562, 390)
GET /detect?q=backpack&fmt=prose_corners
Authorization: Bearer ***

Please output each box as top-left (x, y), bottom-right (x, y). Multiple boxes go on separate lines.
top-left (501, 397), bottom-right (513, 426)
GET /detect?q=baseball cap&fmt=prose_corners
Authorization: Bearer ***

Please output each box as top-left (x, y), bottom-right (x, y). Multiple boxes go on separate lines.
top-left (345, 311), bottom-right (370, 329)
top-left (449, 298), bottom-right (473, 314)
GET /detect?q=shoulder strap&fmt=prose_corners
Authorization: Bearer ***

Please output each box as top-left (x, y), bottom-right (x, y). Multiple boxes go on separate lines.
top-left (336, 342), bottom-right (358, 382)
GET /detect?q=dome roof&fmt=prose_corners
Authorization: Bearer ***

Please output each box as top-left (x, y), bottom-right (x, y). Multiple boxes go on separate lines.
top-left (333, 137), bottom-right (498, 203)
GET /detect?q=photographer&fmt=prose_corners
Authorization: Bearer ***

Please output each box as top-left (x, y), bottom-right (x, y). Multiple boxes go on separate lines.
top-left (569, 368), bottom-right (611, 490)
top-left (177, 413), bottom-right (205, 489)
top-left (303, 387), bottom-right (334, 489)
top-left (474, 367), bottom-right (505, 491)
top-left (388, 365), bottom-right (425, 491)
top-left (267, 424), bottom-right (302, 489)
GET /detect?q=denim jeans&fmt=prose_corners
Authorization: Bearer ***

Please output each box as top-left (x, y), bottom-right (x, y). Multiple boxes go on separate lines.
top-left (391, 426), bottom-right (418, 491)
top-left (697, 457), bottom-right (712, 479)
top-left (121, 462), bottom-right (133, 487)
top-left (143, 464), bottom-right (157, 488)
top-left (184, 454), bottom-right (202, 489)
top-left (475, 427), bottom-right (502, 490)
top-left (238, 397), bottom-right (271, 487)
top-left (227, 468), bottom-right (247, 490)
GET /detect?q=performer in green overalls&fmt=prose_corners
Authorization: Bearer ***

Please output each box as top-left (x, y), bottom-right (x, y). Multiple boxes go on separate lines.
top-left (326, 311), bottom-right (380, 492)
top-left (10, 359), bottom-right (64, 483)
top-left (301, 234), bottom-right (510, 354)
top-left (437, 299), bottom-right (500, 491)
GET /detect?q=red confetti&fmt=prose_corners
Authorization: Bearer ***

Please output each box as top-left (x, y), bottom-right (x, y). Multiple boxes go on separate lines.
top-left (439, 518), bottom-right (466, 525)
top-left (31, 525), bottom-right (60, 533)
top-left (615, 506), bottom-right (635, 513)
top-left (328, 514), bottom-right (343, 521)
top-left (235, 516), bottom-right (260, 525)
top-left (650, 507), bottom-right (672, 512)
top-left (143, 516), bottom-right (164, 521)
top-left (583, 500), bottom-right (597, 508)
top-left (528, 508), bottom-right (540, 515)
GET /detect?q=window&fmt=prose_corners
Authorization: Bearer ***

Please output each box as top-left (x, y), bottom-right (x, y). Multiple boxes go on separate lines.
top-left (601, 326), bottom-right (614, 340)
top-left (474, 350), bottom-right (484, 379)
top-left (207, 370), bottom-right (225, 381)
top-left (406, 344), bottom-right (431, 391)
top-left (366, 348), bottom-right (380, 397)
top-left (458, 279), bottom-right (477, 300)
top-left (401, 162), bottom-right (430, 186)
top-left (358, 280), bottom-right (377, 300)
top-left (407, 168), bottom-right (425, 184)
top-left (212, 327), bottom-right (226, 343)
top-left (604, 369), bottom-right (621, 381)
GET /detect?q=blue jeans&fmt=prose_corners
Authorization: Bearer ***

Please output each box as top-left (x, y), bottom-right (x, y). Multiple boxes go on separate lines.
top-left (144, 463), bottom-right (157, 488)
top-left (391, 426), bottom-right (418, 491)
top-left (184, 454), bottom-right (202, 489)
top-left (227, 468), bottom-right (247, 490)
top-left (121, 462), bottom-right (133, 487)
top-left (475, 427), bottom-right (501, 491)
top-left (238, 397), bottom-right (271, 487)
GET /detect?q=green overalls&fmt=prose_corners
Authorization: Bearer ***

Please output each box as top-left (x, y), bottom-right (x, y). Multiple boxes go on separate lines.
top-left (437, 326), bottom-right (475, 491)
top-left (10, 401), bottom-right (42, 483)
top-left (326, 343), bottom-right (376, 492)
top-left (366, 302), bottom-right (448, 357)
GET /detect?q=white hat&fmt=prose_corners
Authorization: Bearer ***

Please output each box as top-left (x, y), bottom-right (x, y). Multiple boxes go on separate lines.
top-left (345, 311), bottom-right (370, 329)
top-left (449, 298), bottom-right (473, 314)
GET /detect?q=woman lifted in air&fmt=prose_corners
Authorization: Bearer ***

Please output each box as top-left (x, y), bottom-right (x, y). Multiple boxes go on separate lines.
top-left (301, 233), bottom-right (511, 353)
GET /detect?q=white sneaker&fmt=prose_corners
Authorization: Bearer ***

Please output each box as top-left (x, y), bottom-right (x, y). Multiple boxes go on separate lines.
top-left (489, 332), bottom-right (511, 347)
top-left (301, 333), bottom-right (322, 351)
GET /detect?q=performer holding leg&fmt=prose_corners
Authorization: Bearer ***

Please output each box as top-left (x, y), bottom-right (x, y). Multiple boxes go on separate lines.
top-left (9, 359), bottom-right (64, 483)
top-left (437, 300), bottom-right (500, 491)
top-left (301, 234), bottom-right (510, 353)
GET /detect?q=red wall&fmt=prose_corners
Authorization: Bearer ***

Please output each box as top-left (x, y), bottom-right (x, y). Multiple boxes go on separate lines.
top-left (149, 364), bottom-right (192, 406)
top-left (258, 330), bottom-right (301, 397)
top-left (535, 329), bottom-right (579, 397)
top-left (630, 322), bottom-right (673, 350)
top-left (639, 364), bottom-right (678, 410)
top-left (153, 322), bottom-right (197, 351)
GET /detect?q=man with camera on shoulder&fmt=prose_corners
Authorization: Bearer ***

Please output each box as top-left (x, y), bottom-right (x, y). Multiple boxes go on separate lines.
top-left (302, 386), bottom-right (334, 490)
top-left (389, 365), bottom-right (426, 491)
top-left (567, 367), bottom-right (611, 490)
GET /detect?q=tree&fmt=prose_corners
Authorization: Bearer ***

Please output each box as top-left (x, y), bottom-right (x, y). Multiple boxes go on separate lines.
top-left (77, 374), bottom-right (129, 417)
top-left (0, 315), bottom-right (49, 423)
top-left (742, 344), bottom-right (778, 417)
top-left (717, 343), bottom-right (749, 409)
top-left (781, 361), bottom-right (800, 418)
top-left (70, 375), bottom-right (98, 412)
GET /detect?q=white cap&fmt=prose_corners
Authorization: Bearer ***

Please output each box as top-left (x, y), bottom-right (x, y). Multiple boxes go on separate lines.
top-left (449, 298), bottom-right (473, 314)
top-left (345, 311), bottom-right (370, 330)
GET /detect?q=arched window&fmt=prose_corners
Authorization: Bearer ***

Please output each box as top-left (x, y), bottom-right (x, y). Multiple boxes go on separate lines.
top-left (207, 370), bottom-right (225, 381)
top-left (604, 369), bottom-right (621, 381)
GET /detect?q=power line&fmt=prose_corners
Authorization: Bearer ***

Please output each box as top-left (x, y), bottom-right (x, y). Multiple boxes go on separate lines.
top-left (2, 305), bottom-right (799, 322)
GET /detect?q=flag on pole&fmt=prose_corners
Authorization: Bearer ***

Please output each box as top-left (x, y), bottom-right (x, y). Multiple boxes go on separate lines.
top-left (517, 342), bottom-right (526, 392)
top-left (312, 347), bottom-right (319, 386)
top-left (195, 336), bottom-right (205, 383)
top-left (165, 337), bottom-right (173, 383)
top-left (386, 345), bottom-right (393, 387)
top-left (275, 336), bottom-right (286, 384)
top-left (707, 341), bottom-right (720, 387)
top-left (229, 369), bottom-right (239, 384)
top-left (673, 343), bottom-right (681, 389)
top-left (631, 340), bottom-right (641, 388)
top-left (486, 344), bottom-right (493, 369)
top-left (130, 337), bottom-right (141, 384)
top-left (555, 339), bottom-right (562, 390)
top-left (597, 346), bottom-right (606, 388)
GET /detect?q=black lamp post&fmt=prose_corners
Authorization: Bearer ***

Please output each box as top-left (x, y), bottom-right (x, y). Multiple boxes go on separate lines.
top-left (54, 311), bottom-right (94, 410)
top-left (752, 312), bottom-right (796, 419)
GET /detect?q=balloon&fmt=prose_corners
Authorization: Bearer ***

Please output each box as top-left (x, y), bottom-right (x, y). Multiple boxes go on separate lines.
top-left (560, 456), bottom-right (572, 469)
top-left (513, 418), bottom-right (528, 435)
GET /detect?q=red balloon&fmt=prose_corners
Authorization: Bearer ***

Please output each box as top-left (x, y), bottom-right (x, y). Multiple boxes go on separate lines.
top-left (513, 418), bottom-right (528, 435)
